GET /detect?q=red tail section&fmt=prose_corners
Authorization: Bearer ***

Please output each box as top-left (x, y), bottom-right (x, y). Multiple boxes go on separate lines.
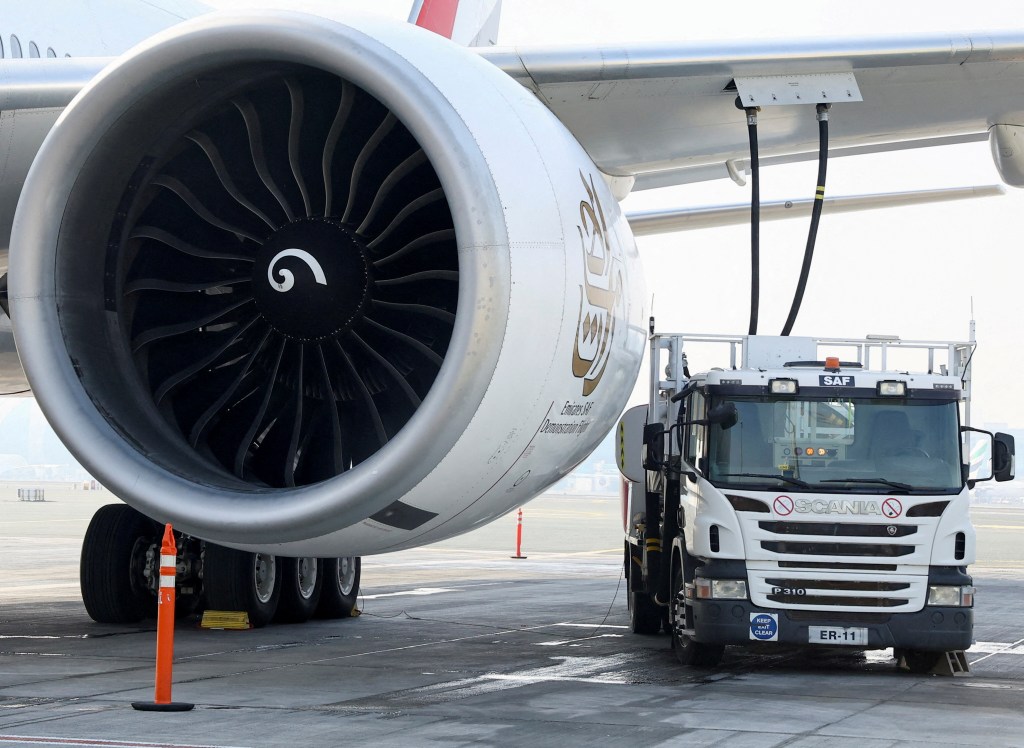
top-left (409, 0), bottom-right (501, 46)
top-left (411, 0), bottom-right (459, 39)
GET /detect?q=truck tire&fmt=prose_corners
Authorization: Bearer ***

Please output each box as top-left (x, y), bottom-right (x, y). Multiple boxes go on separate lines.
top-left (626, 541), bottom-right (662, 634)
top-left (80, 504), bottom-right (158, 623)
top-left (274, 557), bottom-right (323, 623)
top-left (316, 557), bottom-right (361, 618)
top-left (203, 544), bottom-right (280, 628)
top-left (900, 649), bottom-right (944, 674)
top-left (629, 591), bottom-right (663, 635)
top-left (670, 560), bottom-right (724, 667)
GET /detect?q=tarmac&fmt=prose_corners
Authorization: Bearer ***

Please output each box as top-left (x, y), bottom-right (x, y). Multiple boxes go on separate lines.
top-left (3, 490), bottom-right (1024, 747)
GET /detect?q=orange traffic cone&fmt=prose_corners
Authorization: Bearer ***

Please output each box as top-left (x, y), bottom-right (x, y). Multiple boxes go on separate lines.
top-left (132, 524), bottom-right (193, 712)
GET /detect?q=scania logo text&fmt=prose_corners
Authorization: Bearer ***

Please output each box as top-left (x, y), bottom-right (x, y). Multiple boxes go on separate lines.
top-left (792, 498), bottom-right (886, 516)
top-left (267, 248), bottom-right (328, 293)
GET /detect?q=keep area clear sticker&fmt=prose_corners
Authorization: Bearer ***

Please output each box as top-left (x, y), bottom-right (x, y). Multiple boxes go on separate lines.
top-left (750, 612), bottom-right (779, 642)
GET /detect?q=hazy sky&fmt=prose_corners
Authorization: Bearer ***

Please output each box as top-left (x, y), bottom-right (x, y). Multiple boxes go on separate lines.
top-left (206, 0), bottom-right (1024, 427)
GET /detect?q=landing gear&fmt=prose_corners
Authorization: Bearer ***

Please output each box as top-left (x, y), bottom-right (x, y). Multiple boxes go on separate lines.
top-left (316, 557), bottom-right (361, 618)
top-left (79, 506), bottom-right (361, 628)
top-left (275, 557), bottom-right (323, 623)
top-left (80, 504), bottom-right (158, 623)
top-left (202, 544), bottom-right (280, 628)
top-left (669, 554), bottom-right (724, 668)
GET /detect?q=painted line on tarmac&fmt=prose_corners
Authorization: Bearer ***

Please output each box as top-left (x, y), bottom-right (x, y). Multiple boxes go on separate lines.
top-left (359, 587), bottom-right (458, 600)
top-left (554, 623), bottom-right (629, 629)
top-left (388, 654), bottom-right (636, 704)
top-left (536, 633), bottom-right (625, 646)
top-left (969, 639), bottom-right (1024, 664)
top-left (303, 620), bottom-right (575, 666)
top-left (536, 621), bottom-right (630, 647)
top-left (0, 738), bottom-right (248, 748)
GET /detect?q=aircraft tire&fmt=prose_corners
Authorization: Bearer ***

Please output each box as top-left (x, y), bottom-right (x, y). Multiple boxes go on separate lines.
top-left (315, 557), bottom-right (361, 619)
top-left (80, 504), bottom-right (157, 624)
top-left (274, 557), bottom-right (323, 623)
top-left (203, 544), bottom-right (280, 628)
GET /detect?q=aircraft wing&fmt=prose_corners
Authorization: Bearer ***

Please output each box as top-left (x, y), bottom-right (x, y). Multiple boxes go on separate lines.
top-left (478, 31), bottom-right (1024, 189)
top-left (7, 31), bottom-right (1024, 195)
top-left (625, 185), bottom-right (1006, 235)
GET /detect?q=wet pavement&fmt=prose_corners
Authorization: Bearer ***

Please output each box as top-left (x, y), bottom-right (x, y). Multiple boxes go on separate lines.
top-left (2, 493), bottom-right (1024, 747)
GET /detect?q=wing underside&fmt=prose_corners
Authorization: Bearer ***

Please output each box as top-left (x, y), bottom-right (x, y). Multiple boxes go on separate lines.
top-left (479, 32), bottom-right (1024, 189)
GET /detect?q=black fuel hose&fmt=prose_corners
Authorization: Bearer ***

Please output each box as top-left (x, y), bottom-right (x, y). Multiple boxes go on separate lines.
top-left (781, 103), bottom-right (830, 336)
top-left (746, 107), bottom-right (760, 335)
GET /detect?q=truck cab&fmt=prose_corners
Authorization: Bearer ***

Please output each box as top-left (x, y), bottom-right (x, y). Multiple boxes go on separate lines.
top-left (619, 331), bottom-right (1015, 671)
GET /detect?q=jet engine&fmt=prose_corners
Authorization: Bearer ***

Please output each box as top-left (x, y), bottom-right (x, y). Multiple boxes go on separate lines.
top-left (10, 11), bottom-right (646, 557)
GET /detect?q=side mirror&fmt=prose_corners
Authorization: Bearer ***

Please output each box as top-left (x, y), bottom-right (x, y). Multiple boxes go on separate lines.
top-left (642, 423), bottom-right (665, 471)
top-left (707, 402), bottom-right (739, 430)
top-left (994, 432), bottom-right (1016, 482)
top-left (961, 426), bottom-right (1015, 485)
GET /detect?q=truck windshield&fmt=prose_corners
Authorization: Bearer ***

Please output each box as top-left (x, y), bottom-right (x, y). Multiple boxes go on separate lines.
top-left (707, 396), bottom-right (962, 494)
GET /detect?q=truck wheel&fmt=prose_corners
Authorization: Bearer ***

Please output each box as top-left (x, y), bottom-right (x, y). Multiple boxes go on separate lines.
top-left (626, 541), bottom-right (662, 634)
top-left (900, 649), bottom-right (943, 674)
top-left (80, 504), bottom-right (159, 623)
top-left (203, 544), bottom-right (280, 628)
top-left (316, 557), bottom-right (361, 618)
top-left (275, 557), bottom-right (323, 623)
top-left (629, 591), bottom-right (663, 634)
top-left (670, 562), bottom-right (724, 667)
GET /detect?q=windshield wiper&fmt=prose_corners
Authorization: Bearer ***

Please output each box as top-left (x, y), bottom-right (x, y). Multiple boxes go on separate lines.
top-left (820, 477), bottom-right (913, 492)
top-left (719, 473), bottom-right (811, 488)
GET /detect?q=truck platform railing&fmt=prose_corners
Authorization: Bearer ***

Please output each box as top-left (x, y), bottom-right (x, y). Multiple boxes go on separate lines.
top-left (648, 325), bottom-right (976, 428)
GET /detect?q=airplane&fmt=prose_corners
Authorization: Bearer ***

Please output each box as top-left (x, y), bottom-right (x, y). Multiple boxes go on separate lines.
top-left (1, 0), bottom-right (1022, 626)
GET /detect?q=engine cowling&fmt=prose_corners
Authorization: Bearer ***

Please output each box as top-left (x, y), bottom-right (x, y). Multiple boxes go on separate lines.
top-left (10, 11), bottom-right (646, 555)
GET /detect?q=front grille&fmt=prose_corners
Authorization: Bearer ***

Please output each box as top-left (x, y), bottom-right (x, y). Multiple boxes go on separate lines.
top-left (761, 576), bottom-right (912, 608)
top-left (786, 610), bottom-right (892, 623)
top-left (759, 521), bottom-right (917, 538)
top-left (761, 541), bottom-right (914, 557)
top-left (743, 511), bottom-right (927, 611)
top-left (778, 561), bottom-right (898, 571)
top-left (765, 578), bottom-right (910, 592)
top-left (749, 567), bottom-right (921, 611)
top-left (767, 593), bottom-right (909, 606)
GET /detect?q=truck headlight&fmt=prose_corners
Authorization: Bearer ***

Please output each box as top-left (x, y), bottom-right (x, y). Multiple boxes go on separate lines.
top-left (927, 585), bottom-right (974, 607)
top-left (695, 578), bottom-right (748, 600)
top-left (877, 380), bottom-right (907, 397)
top-left (770, 379), bottom-right (798, 395)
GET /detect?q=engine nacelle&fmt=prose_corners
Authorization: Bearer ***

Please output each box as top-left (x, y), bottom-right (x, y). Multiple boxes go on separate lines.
top-left (10, 11), bottom-right (645, 555)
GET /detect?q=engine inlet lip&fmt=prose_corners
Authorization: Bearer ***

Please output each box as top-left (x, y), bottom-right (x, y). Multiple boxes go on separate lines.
top-left (10, 11), bottom-right (513, 544)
